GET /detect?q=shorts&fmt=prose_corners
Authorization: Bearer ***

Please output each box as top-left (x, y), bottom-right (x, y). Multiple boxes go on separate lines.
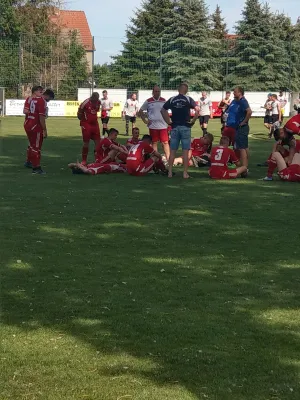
top-left (127, 159), bottom-right (155, 176)
top-left (235, 125), bottom-right (249, 150)
top-left (272, 114), bottom-right (279, 124)
top-left (264, 115), bottom-right (272, 124)
top-left (81, 122), bottom-right (100, 142)
top-left (101, 117), bottom-right (110, 124)
top-left (278, 165), bottom-right (300, 182)
top-left (199, 115), bottom-right (210, 125)
top-left (125, 115), bottom-right (136, 124)
top-left (209, 167), bottom-right (238, 180)
top-left (149, 128), bottom-right (169, 143)
top-left (222, 127), bottom-right (236, 146)
top-left (170, 126), bottom-right (191, 151)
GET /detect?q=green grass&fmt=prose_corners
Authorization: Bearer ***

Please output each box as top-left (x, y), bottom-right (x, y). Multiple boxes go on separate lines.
top-left (1, 116), bottom-right (300, 400)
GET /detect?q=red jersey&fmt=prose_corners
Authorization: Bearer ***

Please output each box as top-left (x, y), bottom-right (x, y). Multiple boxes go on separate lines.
top-left (79, 98), bottom-right (101, 125)
top-left (284, 114), bottom-right (300, 136)
top-left (191, 138), bottom-right (210, 157)
top-left (296, 140), bottom-right (300, 153)
top-left (24, 96), bottom-right (47, 129)
top-left (126, 142), bottom-right (154, 166)
top-left (126, 137), bottom-right (141, 147)
top-left (210, 146), bottom-right (238, 168)
top-left (95, 138), bottom-right (121, 162)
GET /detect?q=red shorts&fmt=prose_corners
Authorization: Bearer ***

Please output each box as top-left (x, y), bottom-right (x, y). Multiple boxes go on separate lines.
top-left (127, 159), bottom-right (155, 176)
top-left (149, 129), bottom-right (169, 143)
top-left (222, 127), bottom-right (236, 146)
top-left (81, 122), bottom-right (100, 142)
top-left (209, 167), bottom-right (238, 180)
top-left (278, 165), bottom-right (300, 182)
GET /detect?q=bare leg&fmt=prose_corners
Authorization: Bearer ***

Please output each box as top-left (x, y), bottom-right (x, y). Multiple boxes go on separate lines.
top-left (173, 156), bottom-right (183, 166)
top-left (291, 153), bottom-right (300, 165)
top-left (162, 141), bottom-right (170, 160)
top-left (273, 152), bottom-right (287, 172)
top-left (152, 142), bottom-right (158, 152)
top-left (168, 150), bottom-right (176, 178)
top-left (236, 166), bottom-right (247, 176)
top-left (240, 149), bottom-right (248, 168)
top-left (182, 149), bottom-right (190, 178)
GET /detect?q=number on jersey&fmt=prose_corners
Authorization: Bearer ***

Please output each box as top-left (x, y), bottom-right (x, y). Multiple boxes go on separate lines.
top-left (215, 149), bottom-right (224, 161)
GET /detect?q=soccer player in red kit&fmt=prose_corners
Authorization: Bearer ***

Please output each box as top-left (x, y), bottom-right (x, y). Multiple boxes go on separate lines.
top-left (126, 127), bottom-right (140, 149)
top-left (23, 87), bottom-right (55, 174)
top-left (284, 114), bottom-right (300, 136)
top-left (68, 161), bottom-right (127, 175)
top-left (126, 135), bottom-right (168, 176)
top-left (78, 92), bottom-right (101, 164)
top-left (174, 133), bottom-right (214, 167)
top-left (209, 136), bottom-right (247, 179)
top-left (273, 152), bottom-right (300, 182)
top-left (95, 128), bottom-right (128, 164)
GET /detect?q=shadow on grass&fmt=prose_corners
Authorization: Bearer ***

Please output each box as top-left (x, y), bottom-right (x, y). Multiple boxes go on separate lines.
top-left (1, 134), bottom-right (300, 399)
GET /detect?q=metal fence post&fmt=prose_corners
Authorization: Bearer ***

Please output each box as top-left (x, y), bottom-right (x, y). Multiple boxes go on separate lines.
top-left (288, 37), bottom-right (292, 93)
top-left (159, 37), bottom-right (163, 88)
top-left (18, 34), bottom-right (22, 99)
top-left (224, 38), bottom-right (229, 91)
top-left (91, 36), bottom-right (95, 96)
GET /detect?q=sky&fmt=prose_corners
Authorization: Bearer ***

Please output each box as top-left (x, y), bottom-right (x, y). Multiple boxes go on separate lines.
top-left (65, 0), bottom-right (299, 64)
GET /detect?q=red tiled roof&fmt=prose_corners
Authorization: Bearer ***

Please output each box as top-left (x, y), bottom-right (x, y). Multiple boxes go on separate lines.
top-left (51, 10), bottom-right (93, 51)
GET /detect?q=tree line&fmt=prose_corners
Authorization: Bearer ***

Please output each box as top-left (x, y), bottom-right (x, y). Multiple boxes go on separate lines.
top-left (95, 0), bottom-right (300, 92)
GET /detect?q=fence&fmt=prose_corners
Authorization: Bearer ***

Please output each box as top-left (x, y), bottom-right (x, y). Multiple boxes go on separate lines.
top-left (0, 34), bottom-right (299, 100)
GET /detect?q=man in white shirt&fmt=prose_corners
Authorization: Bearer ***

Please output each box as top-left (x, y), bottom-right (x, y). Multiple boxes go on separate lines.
top-left (278, 90), bottom-right (287, 119)
top-left (138, 85), bottom-right (170, 160)
top-left (199, 91), bottom-right (213, 136)
top-left (101, 90), bottom-right (114, 138)
top-left (123, 93), bottom-right (139, 136)
top-left (271, 94), bottom-right (282, 125)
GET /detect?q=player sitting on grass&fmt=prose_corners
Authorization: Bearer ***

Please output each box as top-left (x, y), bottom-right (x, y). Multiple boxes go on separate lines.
top-left (95, 128), bottom-right (128, 164)
top-left (126, 127), bottom-right (141, 149)
top-left (126, 135), bottom-right (168, 176)
top-left (262, 127), bottom-right (300, 181)
top-left (174, 133), bottom-right (214, 167)
top-left (68, 161), bottom-right (127, 175)
top-left (209, 136), bottom-right (247, 180)
top-left (271, 152), bottom-right (300, 182)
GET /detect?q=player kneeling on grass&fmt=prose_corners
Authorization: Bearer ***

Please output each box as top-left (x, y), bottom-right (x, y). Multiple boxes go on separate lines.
top-left (126, 135), bottom-right (168, 176)
top-left (95, 128), bottom-right (128, 164)
top-left (174, 133), bottom-right (214, 167)
top-left (271, 152), bottom-right (300, 182)
top-left (209, 136), bottom-right (247, 180)
top-left (126, 127), bottom-right (141, 150)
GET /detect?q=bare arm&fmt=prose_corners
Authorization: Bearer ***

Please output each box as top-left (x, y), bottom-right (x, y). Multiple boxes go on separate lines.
top-left (161, 108), bottom-right (172, 125)
top-left (39, 115), bottom-right (47, 138)
top-left (240, 108), bottom-right (252, 126)
top-left (138, 109), bottom-right (149, 125)
top-left (277, 103), bottom-right (282, 122)
top-left (209, 104), bottom-right (213, 118)
top-left (189, 106), bottom-right (200, 125)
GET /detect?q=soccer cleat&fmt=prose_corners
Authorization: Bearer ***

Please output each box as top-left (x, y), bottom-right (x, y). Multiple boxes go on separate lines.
top-left (262, 176), bottom-right (273, 181)
top-left (24, 161), bottom-right (32, 168)
top-left (32, 168), bottom-right (46, 175)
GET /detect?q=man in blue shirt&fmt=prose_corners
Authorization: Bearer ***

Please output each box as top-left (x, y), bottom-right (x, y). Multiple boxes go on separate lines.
top-left (161, 83), bottom-right (199, 179)
top-left (226, 86), bottom-right (252, 170)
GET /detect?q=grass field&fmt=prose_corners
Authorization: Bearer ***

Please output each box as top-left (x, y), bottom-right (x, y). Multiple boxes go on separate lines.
top-left (1, 116), bottom-right (300, 400)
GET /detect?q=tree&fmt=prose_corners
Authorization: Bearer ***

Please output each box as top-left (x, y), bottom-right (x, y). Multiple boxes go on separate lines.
top-left (111, 0), bottom-right (174, 90)
top-left (0, 0), bottom-right (21, 40)
top-left (162, 0), bottom-right (222, 90)
top-left (211, 4), bottom-right (227, 39)
top-left (228, 0), bottom-right (290, 91)
top-left (58, 31), bottom-right (88, 99)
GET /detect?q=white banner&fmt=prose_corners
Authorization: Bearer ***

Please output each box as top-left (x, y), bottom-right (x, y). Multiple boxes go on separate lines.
top-left (5, 99), bottom-right (25, 116)
top-left (47, 101), bottom-right (65, 117)
top-left (6, 99), bottom-right (68, 117)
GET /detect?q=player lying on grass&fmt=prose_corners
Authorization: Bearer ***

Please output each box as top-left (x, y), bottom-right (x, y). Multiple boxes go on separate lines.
top-left (209, 136), bottom-right (247, 179)
top-left (95, 128), bottom-right (128, 164)
top-left (271, 152), bottom-right (300, 182)
top-left (173, 133), bottom-right (214, 167)
top-left (126, 127), bottom-right (141, 149)
top-left (126, 135), bottom-right (168, 176)
top-left (68, 161), bottom-right (127, 175)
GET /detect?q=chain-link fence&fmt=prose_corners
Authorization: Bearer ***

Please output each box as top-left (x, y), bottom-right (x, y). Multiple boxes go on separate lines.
top-left (0, 34), bottom-right (299, 99)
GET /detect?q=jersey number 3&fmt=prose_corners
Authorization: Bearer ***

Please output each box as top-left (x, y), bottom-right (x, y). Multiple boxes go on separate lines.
top-left (215, 149), bottom-right (224, 161)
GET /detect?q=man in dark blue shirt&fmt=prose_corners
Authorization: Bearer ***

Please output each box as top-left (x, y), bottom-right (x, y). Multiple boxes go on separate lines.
top-left (225, 86), bottom-right (252, 170)
top-left (161, 83), bottom-right (199, 178)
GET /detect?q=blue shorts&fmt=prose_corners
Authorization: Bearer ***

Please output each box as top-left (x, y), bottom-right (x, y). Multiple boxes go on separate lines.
top-left (170, 126), bottom-right (191, 151)
top-left (235, 125), bottom-right (249, 150)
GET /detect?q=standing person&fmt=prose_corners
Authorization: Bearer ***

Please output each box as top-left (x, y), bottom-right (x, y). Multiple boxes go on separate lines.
top-left (100, 90), bottom-right (114, 138)
top-left (23, 87), bottom-right (55, 174)
top-left (199, 91), bottom-right (213, 136)
top-left (278, 90), bottom-right (287, 119)
top-left (218, 91), bottom-right (232, 131)
top-left (262, 93), bottom-right (273, 138)
top-left (226, 86), bottom-right (252, 169)
top-left (138, 85), bottom-right (170, 160)
top-left (77, 92), bottom-right (101, 165)
top-left (271, 94), bottom-right (282, 126)
top-left (161, 83), bottom-right (200, 179)
top-left (123, 93), bottom-right (139, 136)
